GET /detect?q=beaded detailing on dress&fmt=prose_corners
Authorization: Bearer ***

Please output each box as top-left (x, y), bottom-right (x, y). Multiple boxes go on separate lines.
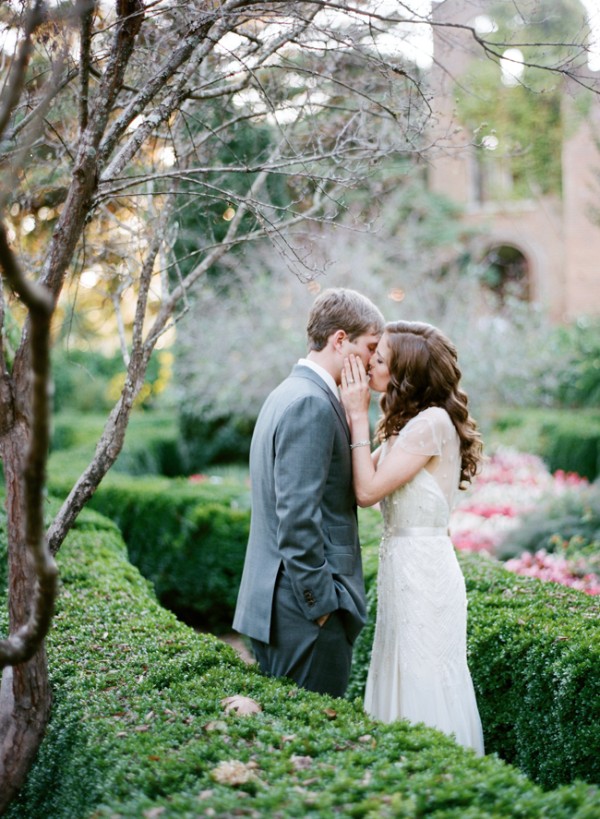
top-left (364, 408), bottom-right (484, 756)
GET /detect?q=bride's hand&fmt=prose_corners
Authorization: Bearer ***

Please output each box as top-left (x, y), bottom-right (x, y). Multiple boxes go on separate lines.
top-left (340, 355), bottom-right (371, 416)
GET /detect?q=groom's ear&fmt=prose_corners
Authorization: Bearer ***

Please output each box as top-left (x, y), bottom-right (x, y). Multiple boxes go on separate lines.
top-left (331, 329), bottom-right (348, 353)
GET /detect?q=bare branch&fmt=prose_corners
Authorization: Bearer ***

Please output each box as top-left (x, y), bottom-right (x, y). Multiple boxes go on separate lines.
top-left (77, 0), bottom-right (97, 133)
top-left (98, 0), bottom-right (248, 166)
top-left (46, 207), bottom-right (169, 553)
top-left (0, 0), bottom-right (45, 141)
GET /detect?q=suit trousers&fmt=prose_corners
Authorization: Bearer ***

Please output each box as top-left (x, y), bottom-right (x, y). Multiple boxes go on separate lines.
top-left (250, 572), bottom-right (353, 697)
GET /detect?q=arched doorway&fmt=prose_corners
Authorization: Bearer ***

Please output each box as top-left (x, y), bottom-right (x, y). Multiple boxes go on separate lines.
top-left (480, 244), bottom-right (530, 303)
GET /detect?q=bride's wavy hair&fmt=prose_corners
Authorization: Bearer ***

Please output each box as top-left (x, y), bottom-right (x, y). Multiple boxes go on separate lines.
top-left (376, 321), bottom-right (483, 488)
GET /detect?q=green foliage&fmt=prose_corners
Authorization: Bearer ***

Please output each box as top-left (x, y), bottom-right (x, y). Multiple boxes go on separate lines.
top-left (545, 431), bottom-right (600, 483)
top-left (49, 411), bottom-right (187, 482)
top-left (456, 64), bottom-right (563, 199)
top-left (496, 483), bottom-right (600, 560)
top-left (487, 407), bottom-right (600, 482)
top-left (178, 411), bottom-right (255, 471)
top-left (172, 104), bottom-right (289, 281)
top-left (48, 473), bottom-right (251, 631)
top-left (51, 347), bottom-right (124, 413)
top-left (554, 318), bottom-right (600, 409)
top-left (2, 512), bottom-right (599, 818)
top-left (462, 550), bottom-right (599, 789)
top-left (45, 468), bottom-right (600, 793)
top-left (453, 0), bottom-right (590, 202)
top-left (51, 346), bottom-right (170, 414)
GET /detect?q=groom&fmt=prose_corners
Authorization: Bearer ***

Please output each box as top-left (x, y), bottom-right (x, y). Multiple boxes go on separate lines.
top-left (233, 287), bottom-right (384, 696)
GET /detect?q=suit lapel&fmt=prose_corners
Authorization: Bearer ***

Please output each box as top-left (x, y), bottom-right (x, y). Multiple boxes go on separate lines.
top-left (290, 364), bottom-right (350, 440)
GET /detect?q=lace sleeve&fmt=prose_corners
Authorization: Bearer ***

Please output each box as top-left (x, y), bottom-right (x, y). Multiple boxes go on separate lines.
top-left (395, 411), bottom-right (443, 457)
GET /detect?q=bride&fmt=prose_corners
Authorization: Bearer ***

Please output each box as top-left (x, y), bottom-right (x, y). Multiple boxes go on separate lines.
top-left (340, 320), bottom-right (485, 755)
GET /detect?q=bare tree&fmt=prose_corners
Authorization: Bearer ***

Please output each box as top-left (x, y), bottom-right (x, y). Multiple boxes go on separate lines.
top-left (0, 0), bottom-right (598, 809)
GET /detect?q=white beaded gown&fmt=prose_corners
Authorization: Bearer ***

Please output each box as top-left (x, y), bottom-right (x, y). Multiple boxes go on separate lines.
top-left (364, 406), bottom-right (484, 755)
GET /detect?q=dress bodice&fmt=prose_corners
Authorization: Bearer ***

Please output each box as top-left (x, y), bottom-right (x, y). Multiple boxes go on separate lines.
top-left (378, 407), bottom-right (461, 535)
top-left (381, 469), bottom-right (450, 533)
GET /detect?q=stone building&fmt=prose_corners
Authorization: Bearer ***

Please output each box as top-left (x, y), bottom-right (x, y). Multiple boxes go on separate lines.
top-left (427, 0), bottom-right (600, 321)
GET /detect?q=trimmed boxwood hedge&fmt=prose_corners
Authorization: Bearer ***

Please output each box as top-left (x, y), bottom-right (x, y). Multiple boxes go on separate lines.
top-left (2, 510), bottom-right (599, 818)
top-left (48, 474), bottom-right (251, 631)
top-left (49, 411), bottom-right (186, 478)
top-left (39, 474), bottom-right (600, 793)
top-left (487, 408), bottom-right (600, 481)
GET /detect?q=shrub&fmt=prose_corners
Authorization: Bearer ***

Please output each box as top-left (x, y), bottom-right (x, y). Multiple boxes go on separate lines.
top-left (2, 511), bottom-right (599, 818)
top-left (178, 411), bottom-right (255, 471)
top-left (42, 478), bottom-right (600, 791)
top-left (544, 428), bottom-right (600, 483)
top-left (554, 317), bottom-right (600, 409)
top-left (49, 411), bottom-right (187, 481)
top-left (496, 482), bottom-right (600, 560)
top-left (48, 474), bottom-right (251, 631)
top-left (487, 408), bottom-right (600, 482)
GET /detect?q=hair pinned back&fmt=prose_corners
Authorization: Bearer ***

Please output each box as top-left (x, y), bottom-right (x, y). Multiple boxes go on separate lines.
top-left (377, 321), bottom-right (482, 488)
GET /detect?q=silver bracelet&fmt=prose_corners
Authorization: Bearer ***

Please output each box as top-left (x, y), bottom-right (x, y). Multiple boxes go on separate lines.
top-left (350, 440), bottom-right (371, 449)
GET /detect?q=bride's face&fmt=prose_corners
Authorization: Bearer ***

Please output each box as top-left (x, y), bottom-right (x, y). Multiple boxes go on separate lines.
top-left (368, 333), bottom-right (392, 393)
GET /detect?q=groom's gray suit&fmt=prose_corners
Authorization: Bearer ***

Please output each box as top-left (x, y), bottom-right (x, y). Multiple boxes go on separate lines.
top-left (233, 363), bottom-right (367, 696)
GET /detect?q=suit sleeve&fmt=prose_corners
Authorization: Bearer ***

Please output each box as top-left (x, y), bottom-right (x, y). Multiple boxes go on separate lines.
top-left (274, 394), bottom-right (340, 620)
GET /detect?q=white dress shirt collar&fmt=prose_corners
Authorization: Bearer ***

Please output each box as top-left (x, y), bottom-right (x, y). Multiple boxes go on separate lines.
top-left (297, 358), bottom-right (339, 400)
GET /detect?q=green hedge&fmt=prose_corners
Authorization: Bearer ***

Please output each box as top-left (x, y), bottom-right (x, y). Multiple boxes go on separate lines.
top-left (179, 411), bottom-right (256, 470)
top-left (2, 513), bottom-right (599, 818)
top-left (488, 408), bottom-right (600, 481)
top-left (44, 474), bottom-right (600, 791)
top-left (48, 474), bottom-right (251, 631)
top-left (50, 411), bottom-right (186, 479)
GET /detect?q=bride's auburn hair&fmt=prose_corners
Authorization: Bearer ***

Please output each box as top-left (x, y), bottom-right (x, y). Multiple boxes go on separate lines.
top-left (376, 321), bottom-right (483, 488)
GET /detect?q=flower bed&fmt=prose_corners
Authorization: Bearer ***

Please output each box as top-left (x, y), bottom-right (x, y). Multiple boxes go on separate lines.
top-left (450, 448), bottom-right (599, 594)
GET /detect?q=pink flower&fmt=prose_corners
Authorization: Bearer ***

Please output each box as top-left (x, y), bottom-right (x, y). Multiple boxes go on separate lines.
top-left (552, 469), bottom-right (589, 488)
top-left (460, 503), bottom-right (519, 519)
top-left (448, 448), bottom-right (598, 595)
top-left (451, 531), bottom-right (497, 554)
top-left (505, 550), bottom-right (600, 595)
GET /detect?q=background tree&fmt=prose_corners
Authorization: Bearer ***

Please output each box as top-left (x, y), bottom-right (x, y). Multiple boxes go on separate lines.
top-left (174, 167), bottom-right (568, 472)
top-left (453, 0), bottom-right (592, 200)
top-left (0, 0), bottom-right (598, 809)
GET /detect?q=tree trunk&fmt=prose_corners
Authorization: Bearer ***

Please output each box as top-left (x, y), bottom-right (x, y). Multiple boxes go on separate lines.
top-left (0, 421), bottom-right (52, 815)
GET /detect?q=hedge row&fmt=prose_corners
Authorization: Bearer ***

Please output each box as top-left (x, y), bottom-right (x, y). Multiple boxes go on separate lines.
top-left (48, 473), bottom-right (251, 631)
top-left (50, 411), bottom-right (185, 479)
top-left (2, 512), bottom-right (599, 819)
top-left (488, 408), bottom-right (600, 481)
top-left (48, 406), bottom-right (600, 484)
top-left (43, 476), bottom-right (600, 790)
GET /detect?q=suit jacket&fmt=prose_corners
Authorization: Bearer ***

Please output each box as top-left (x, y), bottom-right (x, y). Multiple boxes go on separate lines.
top-left (233, 364), bottom-right (367, 645)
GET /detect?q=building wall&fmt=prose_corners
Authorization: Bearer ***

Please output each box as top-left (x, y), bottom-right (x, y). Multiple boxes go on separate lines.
top-left (427, 0), bottom-right (600, 321)
top-left (562, 92), bottom-right (600, 319)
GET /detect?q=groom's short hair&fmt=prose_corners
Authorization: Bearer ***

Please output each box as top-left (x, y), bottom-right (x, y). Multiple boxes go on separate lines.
top-left (306, 287), bottom-right (385, 351)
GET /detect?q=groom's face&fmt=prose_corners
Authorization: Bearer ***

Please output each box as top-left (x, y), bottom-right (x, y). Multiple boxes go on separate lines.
top-left (346, 331), bottom-right (380, 370)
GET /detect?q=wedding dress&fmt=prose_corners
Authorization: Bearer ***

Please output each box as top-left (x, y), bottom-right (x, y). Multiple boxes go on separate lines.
top-left (364, 406), bottom-right (484, 755)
